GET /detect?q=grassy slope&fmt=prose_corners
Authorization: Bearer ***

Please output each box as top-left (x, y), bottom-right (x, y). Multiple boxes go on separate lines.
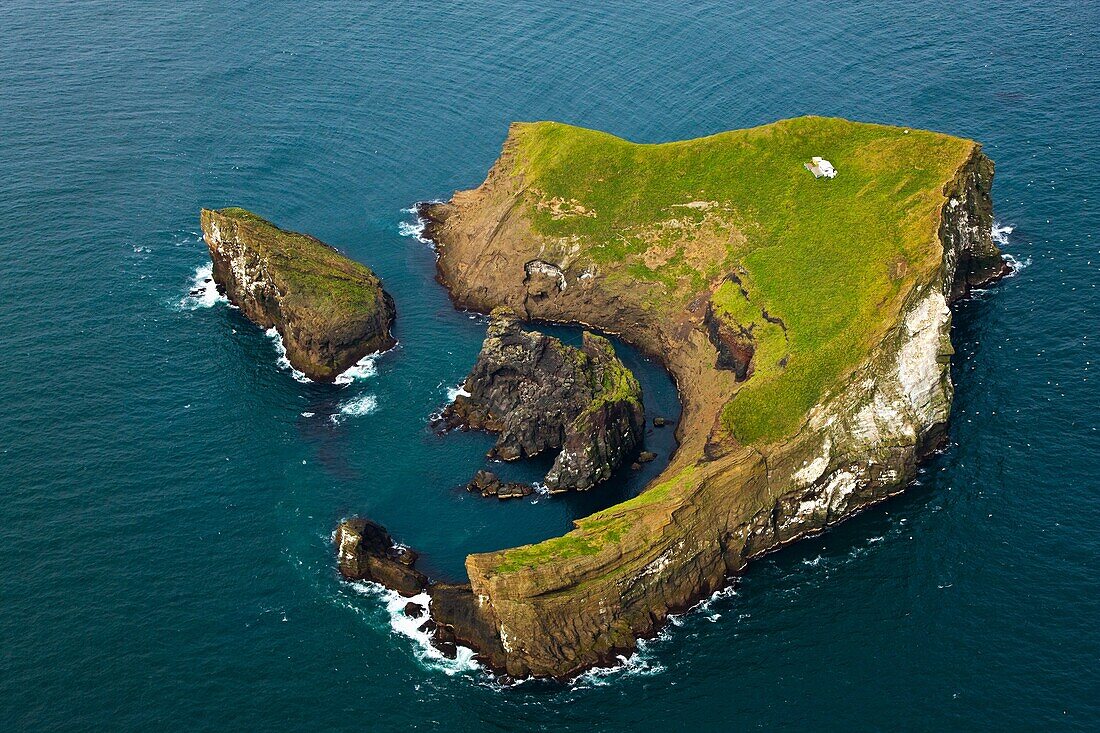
top-left (213, 207), bottom-right (381, 320)
top-left (486, 117), bottom-right (973, 573)
top-left (510, 117), bottom-right (973, 444)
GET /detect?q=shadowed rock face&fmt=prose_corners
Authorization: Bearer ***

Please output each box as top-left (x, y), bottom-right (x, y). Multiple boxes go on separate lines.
top-left (440, 308), bottom-right (645, 492)
top-left (200, 208), bottom-right (395, 381)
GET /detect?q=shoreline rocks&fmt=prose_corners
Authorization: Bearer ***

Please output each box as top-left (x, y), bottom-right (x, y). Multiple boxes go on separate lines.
top-left (200, 207), bottom-right (396, 381)
top-left (334, 518), bottom-right (427, 597)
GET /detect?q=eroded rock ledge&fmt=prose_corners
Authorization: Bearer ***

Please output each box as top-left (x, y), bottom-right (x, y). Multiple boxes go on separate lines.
top-left (201, 208), bottom-right (395, 381)
top-left (439, 307), bottom-right (645, 492)
top-left (356, 118), bottom-right (1009, 680)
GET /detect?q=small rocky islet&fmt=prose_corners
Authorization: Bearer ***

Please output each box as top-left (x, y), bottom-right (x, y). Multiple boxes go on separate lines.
top-left (200, 207), bottom-right (396, 382)
top-left (205, 114), bottom-right (1012, 682)
top-left (438, 306), bottom-right (646, 495)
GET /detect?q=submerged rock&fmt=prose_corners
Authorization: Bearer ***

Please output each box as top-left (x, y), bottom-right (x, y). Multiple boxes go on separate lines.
top-left (200, 208), bottom-right (396, 381)
top-left (441, 308), bottom-right (645, 492)
top-left (334, 518), bottom-right (427, 597)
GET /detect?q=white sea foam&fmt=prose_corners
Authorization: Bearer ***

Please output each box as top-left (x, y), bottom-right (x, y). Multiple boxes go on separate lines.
top-left (445, 384), bottom-right (471, 402)
top-left (573, 639), bottom-right (667, 688)
top-left (334, 353), bottom-right (379, 385)
top-left (265, 328), bottom-right (311, 383)
top-left (1003, 252), bottom-right (1032, 277)
top-left (179, 263), bottom-right (226, 310)
top-left (992, 223), bottom-right (1014, 246)
top-left (399, 202), bottom-right (443, 248)
top-left (350, 582), bottom-right (480, 675)
top-left (338, 394), bottom-right (379, 418)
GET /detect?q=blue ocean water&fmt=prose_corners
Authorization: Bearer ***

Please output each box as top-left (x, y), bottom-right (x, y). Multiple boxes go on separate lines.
top-left (1, 1), bottom-right (1097, 729)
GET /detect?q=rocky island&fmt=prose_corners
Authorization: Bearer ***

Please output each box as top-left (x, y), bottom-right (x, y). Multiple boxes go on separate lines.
top-left (200, 208), bottom-right (396, 381)
top-left (343, 116), bottom-right (1009, 680)
top-left (440, 307), bottom-right (645, 493)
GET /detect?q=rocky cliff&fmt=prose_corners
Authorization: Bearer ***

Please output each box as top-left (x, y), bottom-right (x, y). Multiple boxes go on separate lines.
top-left (378, 117), bottom-right (1007, 679)
top-left (201, 208), bottom-right (396, 381)
top-left (440, 307), bottom-right (644, 492)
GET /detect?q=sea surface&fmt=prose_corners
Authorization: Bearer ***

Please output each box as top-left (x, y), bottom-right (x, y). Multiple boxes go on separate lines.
top-left (1, 1), bottom-right (1097, 730)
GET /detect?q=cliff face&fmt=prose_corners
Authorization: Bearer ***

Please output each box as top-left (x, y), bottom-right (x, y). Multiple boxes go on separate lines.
top-left (441, 307), bottom-right (644, 492)
top-left (201, 208), bottom-right (395, 381)
top-left (408, 118), bottom-right (1007, 679)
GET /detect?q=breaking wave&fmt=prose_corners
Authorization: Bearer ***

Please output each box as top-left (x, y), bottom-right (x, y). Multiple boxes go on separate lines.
top-left (265, 328), bottom-right (310, 383)
top-left (399, 203), bottom-right (440, 247)
top-left (445, 383), bottom-right (471, 402)
top-left (331, 394), bottom-right (379, 424)
top-left (179, 263), bottom-right (226, 310)
top-left (349, 582), bottom-right (480, 676)
top-left (1003, 252), bottom-right (1032, 277)
top-left (334, 353), bottom-right (379, 385)
top-left (991, 222), bottom-right (1031, 277)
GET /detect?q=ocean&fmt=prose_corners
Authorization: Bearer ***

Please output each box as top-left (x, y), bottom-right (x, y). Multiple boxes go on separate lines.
top-left (1, 1), bottom-right (1096, 729)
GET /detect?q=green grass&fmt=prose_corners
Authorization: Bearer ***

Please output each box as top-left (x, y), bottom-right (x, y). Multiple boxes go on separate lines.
top-left (205, 207), bottom-right (383, 320)
top-left (509, 116), bottom-right (973, 444)
top-left (494, 466), bottom-right (697, 573)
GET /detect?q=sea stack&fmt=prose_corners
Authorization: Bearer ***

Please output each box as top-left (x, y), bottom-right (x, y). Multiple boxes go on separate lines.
top-left (440, 307), bottom-right (645, 492)
top-left (200, 207), bottom-right (396, 381)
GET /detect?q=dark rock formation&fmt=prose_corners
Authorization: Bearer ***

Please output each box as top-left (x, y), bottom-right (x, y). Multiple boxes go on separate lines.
top-left (465, 470), bottom-right (534, 500)
top-left (200, 208), bottom-right (396, 381)
top-left (334, 518), bottom-right (427, 597)
top-left (440, 308), bottom-right (645, 492)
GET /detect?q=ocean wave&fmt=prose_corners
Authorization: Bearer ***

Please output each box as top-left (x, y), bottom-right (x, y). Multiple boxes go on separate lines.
top-left (991, 222), bottom-right (1014, 246)
top-left (445, 383), bottom-right (471, 402)
top-left (399, 203), bottom-right (441, 247)
top-left (334, 353), bottom-right (379, 385)
top-left (572, 643), bottom-right (667, 688)
top-left (265, 328), bottom-right (311, 383)
top-left (1002, 252), bottom-right (1032, 277)
top-left (349, 582), bottom-right (480, 676)
top-left (178, 263), bottom-right (226, 310)
top-left (330, 394), bottom-right (379, 424)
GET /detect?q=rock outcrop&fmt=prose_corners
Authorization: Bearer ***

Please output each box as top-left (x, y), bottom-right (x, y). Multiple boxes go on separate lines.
top-left (201, 208), bottom-right (396, 381)
top-left (440, 308), bottom-right (645, 492)
top-left (466, 470), bottom-right (534, 499)
top-left (378, 118), bottom-right (1009, 680)
top-left (335, 518), bottom-right (427, 597)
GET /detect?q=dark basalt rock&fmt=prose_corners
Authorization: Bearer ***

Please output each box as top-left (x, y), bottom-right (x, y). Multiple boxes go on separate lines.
top-left (440, 308), bottom-right (645, 492)
top-left (334, 518), bottom-right (427, 597)
top-left (404, 602), bottom-right (425, 619)
top-left (465, 470), bottom-right (533, 500)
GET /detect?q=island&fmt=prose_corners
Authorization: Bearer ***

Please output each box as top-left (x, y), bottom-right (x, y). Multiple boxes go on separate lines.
top-left (200, 207), bottom-right (396, 381)
top-left (342, 116), bottom-right (1009, 680)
